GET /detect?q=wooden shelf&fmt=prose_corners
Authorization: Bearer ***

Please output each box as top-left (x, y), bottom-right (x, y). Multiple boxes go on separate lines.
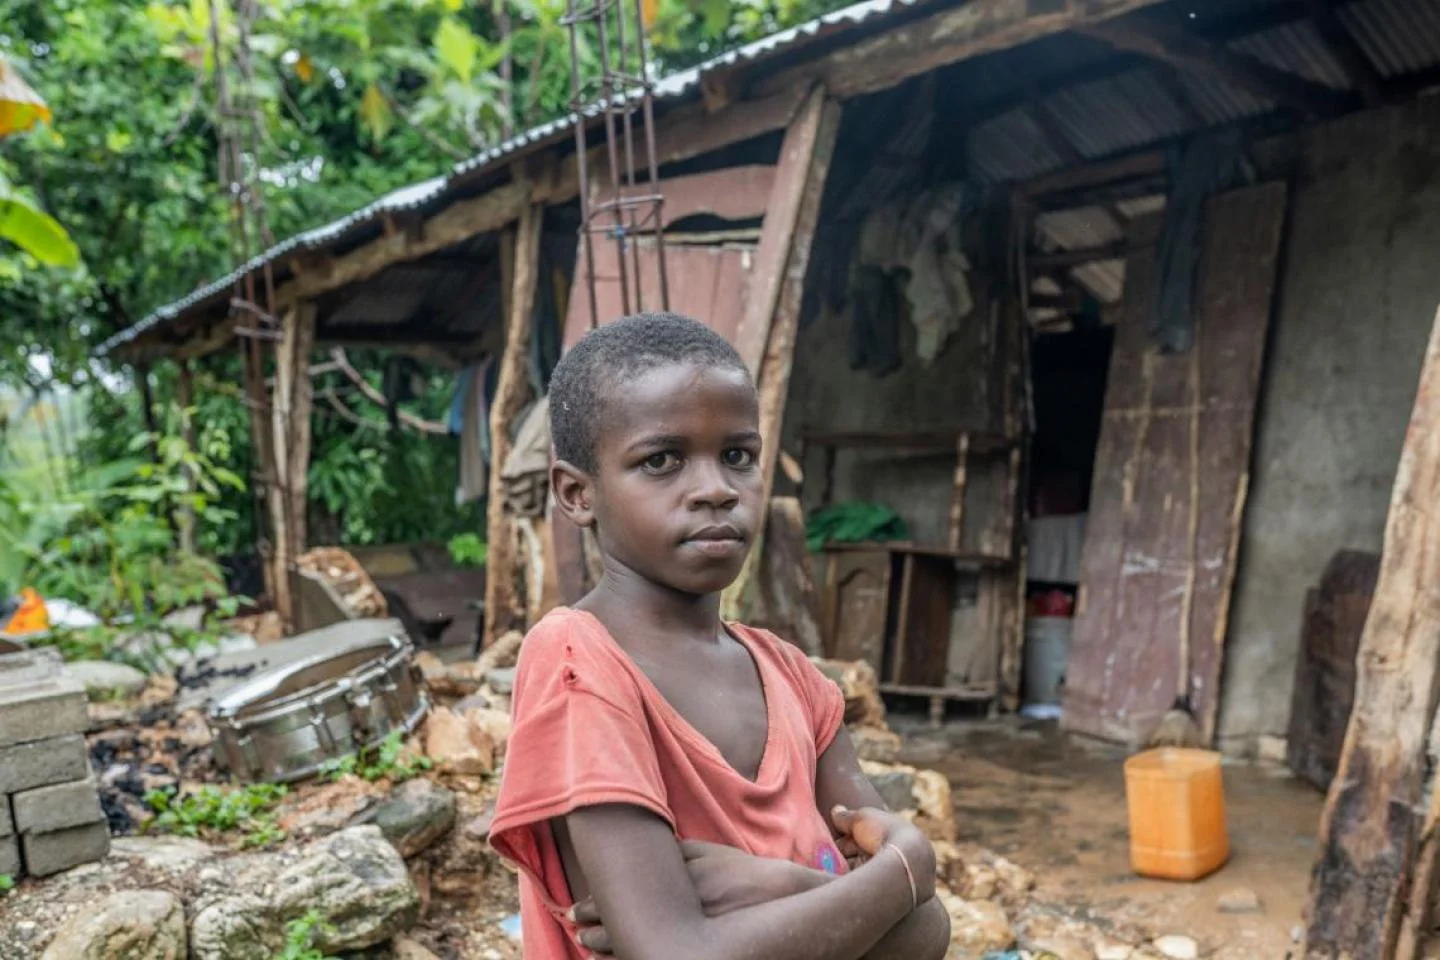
top-left (878, 682), bottom-right (997, 702)
top-left (819, 541), bottom-right (1012, 568)
top-left (801, 429), bottom-right (1016, 455)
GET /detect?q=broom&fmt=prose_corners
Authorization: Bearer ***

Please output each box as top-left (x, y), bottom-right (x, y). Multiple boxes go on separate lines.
top-left (1146, 343), bottom-right (1205, 750)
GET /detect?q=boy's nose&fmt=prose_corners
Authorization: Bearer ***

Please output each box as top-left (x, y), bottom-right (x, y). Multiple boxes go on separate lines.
top-left (686, 462), bottom-right (740, 509)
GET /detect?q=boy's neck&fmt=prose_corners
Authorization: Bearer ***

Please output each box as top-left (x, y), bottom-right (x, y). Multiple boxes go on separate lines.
top-left (581, 560), bottom-right (725, 648)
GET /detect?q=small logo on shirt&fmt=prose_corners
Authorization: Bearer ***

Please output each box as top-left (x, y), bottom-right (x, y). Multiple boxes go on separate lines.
top-left (814, 842), bottom-right (840, 875)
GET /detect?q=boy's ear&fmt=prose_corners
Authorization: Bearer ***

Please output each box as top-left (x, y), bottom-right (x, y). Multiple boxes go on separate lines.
top-left (551, 460), bottom-right (596, 528)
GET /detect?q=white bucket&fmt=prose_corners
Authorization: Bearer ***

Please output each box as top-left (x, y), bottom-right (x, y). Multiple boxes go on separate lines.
top-left (1023, 616), bottom-right (1072, 706)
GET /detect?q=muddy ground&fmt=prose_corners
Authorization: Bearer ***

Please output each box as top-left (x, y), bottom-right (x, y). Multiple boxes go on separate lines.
top-left (900, 716), bottom-right (1322, 959)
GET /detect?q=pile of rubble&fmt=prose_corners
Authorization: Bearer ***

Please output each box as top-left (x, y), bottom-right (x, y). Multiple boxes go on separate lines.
top-left (1, 603), bottom-right (1188, 960)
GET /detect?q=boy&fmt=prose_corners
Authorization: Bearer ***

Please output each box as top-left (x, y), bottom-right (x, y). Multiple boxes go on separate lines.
top-left (490, 313), bottom-right (950, 960)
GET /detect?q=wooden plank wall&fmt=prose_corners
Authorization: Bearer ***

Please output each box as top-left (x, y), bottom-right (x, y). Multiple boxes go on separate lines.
top-left (1063, 182), bottom-right (1288, 745)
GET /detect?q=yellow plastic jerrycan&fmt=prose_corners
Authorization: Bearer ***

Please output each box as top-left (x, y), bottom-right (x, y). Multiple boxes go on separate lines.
top-left (1124, 747), bottom-right (1229, 881)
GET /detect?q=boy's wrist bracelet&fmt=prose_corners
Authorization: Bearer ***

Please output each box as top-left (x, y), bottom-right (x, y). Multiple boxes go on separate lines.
top-left (884, 842), bottom-right (918, 911)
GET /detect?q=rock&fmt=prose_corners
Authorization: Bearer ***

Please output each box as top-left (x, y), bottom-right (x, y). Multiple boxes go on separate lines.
top-left (191, 826), bottom-right (420, 959)
top-left (861, 761), bottom-right (917, 812)
top-left (912, 769), bottom-right (957, 843)
top-left (1097, 945), bottom-right (1135, 960)
top-left (485, 667), bottom-right (517, 695)
top-left (939, 888), bottom-right (1014, 958)
top-left (1153, 935), bottom-right (1199, 959)
top-left (423, 707), bottom-right (495, 775)
top-left (67, 660), bottom-right (150, 699)
top-left (1217, 888), bottom-right (1262, 914)
top-left (811, 657), bottom-right (887, 728)
top-left (1034, 934), bottom-right (1097, 960)
top-left (850, 725), bottom-right (902, 764)
top-left (453, 692), bottom-right (492, 713)
top-left (394, 936), bottom-right (443, 960)
top-left (40, 890), bottom-right (186, 960)
top-left (278, 777), bottom-right (384, 840)
top-left (110, 835), bottom-right (220, 873)
top-left (476, 630), bottom-right (524, 673)
top-left (463, 707), bottom-right (513, 762)
top-left (370, 778), bottom-right (457, 858)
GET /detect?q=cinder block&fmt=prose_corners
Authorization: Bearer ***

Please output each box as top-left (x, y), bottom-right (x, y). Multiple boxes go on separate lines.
top-left (14, 778), bottom-right (104, 835)
top-left (0, 649), bottom-right (87, 748)
top-left (21, 820), bottom-right (109, 878)
top-left (0, 796), bottom-right (12, 837)
top-left (0, 734), bottom-right (89, 794)
top-left (0, 835), bottom-right (19, 877)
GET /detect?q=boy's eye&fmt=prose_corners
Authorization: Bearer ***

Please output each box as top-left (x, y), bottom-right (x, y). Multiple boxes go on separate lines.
top-left (642, 452), bottom-right (681, 473)
top-left (723, 448), bottom-right (756, 469)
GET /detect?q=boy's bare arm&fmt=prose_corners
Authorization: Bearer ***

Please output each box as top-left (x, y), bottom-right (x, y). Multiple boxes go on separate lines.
top-left (813, 729), bottom-right (951, 960)
top-left (563, 802), bottom-right (934, 960)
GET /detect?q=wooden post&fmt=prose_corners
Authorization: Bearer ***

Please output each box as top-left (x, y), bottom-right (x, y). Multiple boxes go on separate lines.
top-left (484, 201), bottom-right (543, 649)
top-left (176, 359), bottom-right (197, 554)
top-left (722, 89), bottom-right (843, 621)
top-left (1304, 306), bottom-right (1440, 960)
top-left (265, 301), bottom-right (316, 632)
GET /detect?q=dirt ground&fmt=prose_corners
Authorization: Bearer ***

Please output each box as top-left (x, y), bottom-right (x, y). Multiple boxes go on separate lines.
top-left (896, 716), bottom-right (1323, 959)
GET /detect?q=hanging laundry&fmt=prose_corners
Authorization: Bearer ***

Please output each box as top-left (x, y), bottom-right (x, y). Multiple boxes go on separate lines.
top-left (853, 182), bottom-right (978, 368)
top-left (454, 357), bottom-right (495, 505)
top-left (501, 394), bottom-right (552, 518)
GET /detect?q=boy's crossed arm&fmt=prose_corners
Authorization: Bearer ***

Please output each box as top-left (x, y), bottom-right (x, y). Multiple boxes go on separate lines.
top-left (560, 730), bottom-right (951, 960)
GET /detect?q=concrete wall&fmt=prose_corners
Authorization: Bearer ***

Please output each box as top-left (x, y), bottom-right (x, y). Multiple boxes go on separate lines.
top-left (783, 287), bottom-right (999, 546)
top-left (1219, 96), bottom-right (1440, 749)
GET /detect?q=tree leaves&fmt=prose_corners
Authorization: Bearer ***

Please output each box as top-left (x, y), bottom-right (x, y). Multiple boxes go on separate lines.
top-left (359, 81), bottom-right (394, 141)
top-left (434, 16), bottom-right (480, 84)
top-left (0, 176), bottom-right (80, 268)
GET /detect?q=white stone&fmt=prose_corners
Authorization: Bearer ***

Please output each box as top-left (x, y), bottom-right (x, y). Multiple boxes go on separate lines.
top-left (1153, 935), bottom-right (1200, 959)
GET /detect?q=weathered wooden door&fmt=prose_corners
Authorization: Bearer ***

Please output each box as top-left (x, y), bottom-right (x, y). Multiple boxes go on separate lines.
top-left (1062, 182), bottom-right (1288, 746)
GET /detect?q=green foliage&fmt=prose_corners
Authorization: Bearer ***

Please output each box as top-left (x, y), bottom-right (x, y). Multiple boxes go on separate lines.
top-left (1, 417), bottom-right (241, 620)
top-left (273, 910), bottom-right (340, 960)
top-left (0, 170), bottom-right (78, 266)
top-left (0, 873), bottom-right (14, 893)
top-left (143, 782), bottom-right (289, 847)
top-left (447, 532), bottom-right (487, 568)
top-left (320, 730), bottom-right (431, 784)
top-left (805, 502), bottom-right (909, 552)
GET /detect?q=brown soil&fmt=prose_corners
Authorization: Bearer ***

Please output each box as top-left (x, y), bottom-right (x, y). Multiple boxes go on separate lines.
top-left (898, 718), bottom-right (1322, 959)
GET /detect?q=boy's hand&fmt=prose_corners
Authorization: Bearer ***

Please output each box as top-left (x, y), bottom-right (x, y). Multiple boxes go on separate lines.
top-left (572, 896), bottom-right (614, 956)
top-left (830, 806), bottom-right (937, 904)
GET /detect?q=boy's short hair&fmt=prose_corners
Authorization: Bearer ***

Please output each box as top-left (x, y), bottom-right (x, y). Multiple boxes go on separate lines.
top-left (550, 312), bottom-right (750, 472)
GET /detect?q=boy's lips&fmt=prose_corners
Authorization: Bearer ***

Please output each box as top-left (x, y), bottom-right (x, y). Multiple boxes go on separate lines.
top-left (681, 524), bottom-right (746, 558)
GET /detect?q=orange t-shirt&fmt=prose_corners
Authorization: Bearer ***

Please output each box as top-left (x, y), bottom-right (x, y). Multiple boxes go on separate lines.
top-left (489, 607), bottom-right (848, 959)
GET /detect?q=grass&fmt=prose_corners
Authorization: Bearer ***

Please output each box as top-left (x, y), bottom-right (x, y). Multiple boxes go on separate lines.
top-left (319, 730), bottom-right (431, 784)
top-left (143, 782), bottom-right (289, 848)
top-left (273, 910), bottom-right (340, 960)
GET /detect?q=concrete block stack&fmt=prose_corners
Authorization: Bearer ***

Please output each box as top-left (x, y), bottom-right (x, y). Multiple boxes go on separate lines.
top-left (0, 648), bottom-right (109, 878)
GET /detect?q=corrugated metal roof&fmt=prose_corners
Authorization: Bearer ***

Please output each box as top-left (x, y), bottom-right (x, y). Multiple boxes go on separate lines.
top-left (1340, 0), bottom-right (1440, 78)
top-left (105, 0), bottom-right (1440, 355)
top-left (100, 0), bottom-right (929, 356)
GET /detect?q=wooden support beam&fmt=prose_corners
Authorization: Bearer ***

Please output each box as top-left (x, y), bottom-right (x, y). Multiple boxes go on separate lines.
top-left (734, 86), bottom-right (829, 374)
top-left (483, 200), bottom-right (544, 649)
top-left (1304, 306), bottom-right (1440, 960)
top-left (756, 0), bottom-right (1169, 102)
top-left (276, 182), bottom-right (530, 307)
top-left (1305, 0), bottom-right (1385, 107)
top-left (1020, 148), bottom-right (1168, 199)
top-left (723, 92), bottom-right (843, 620)
top-left (1077, 18), bottom-right (1359, 118)
top-left (175, 359), bottom-right (197, 555)
top-left (265, 302), bottom-right (316, 631)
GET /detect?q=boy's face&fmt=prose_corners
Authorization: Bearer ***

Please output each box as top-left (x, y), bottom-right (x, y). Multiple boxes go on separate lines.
top-left (572, 361), bottom-right (763, 597)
